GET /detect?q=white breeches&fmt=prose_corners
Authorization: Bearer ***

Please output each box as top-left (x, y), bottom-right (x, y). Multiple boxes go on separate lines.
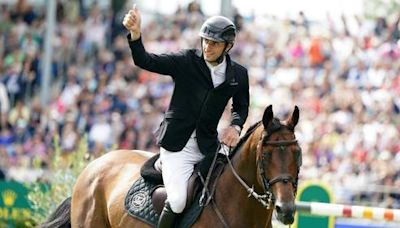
top-left (160, 136), bottom-right (204, 213)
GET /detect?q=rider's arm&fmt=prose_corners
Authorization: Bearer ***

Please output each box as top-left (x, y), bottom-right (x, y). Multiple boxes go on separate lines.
top-left (127, 34), bottom-right (186, 77)
top-left (230, 67), bottom-right (249, 129)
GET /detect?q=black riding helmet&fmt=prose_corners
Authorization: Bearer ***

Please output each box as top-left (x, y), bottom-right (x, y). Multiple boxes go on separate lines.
top-left (199, 16), bottom-right (236, 43)
top-left (199, 16), bottom-right (236, 63)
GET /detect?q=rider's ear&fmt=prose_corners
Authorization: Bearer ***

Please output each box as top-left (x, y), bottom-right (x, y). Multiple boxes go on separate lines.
top-left (287, 106), bottom-right (299, 131)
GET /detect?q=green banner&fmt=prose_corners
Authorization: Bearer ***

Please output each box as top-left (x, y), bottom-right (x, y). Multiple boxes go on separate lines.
top-left (295, 181), bottom-right (334, 228)
top-left (0, 181), bottom-right (32, 225)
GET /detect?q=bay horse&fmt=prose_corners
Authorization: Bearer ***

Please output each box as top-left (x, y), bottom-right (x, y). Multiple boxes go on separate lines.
top-left (41, 105), bottom-right (302, 228)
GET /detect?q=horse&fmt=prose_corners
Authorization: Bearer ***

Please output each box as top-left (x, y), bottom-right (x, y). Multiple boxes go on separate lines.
top-left (41, 105), bottom-right (302, 228)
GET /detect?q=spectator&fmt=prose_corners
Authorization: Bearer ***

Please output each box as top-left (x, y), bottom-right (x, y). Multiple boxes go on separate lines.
top-left (0, 0), bottom-right (398, 210)
top-left (0, 82), bottom-right (10, 128)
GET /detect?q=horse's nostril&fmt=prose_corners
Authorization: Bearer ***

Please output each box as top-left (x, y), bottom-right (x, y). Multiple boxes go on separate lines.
top-left (276, 202), bottom-right (295, 215)
top-left (276, 203), bottom-right (296, 225)
top-left (275, 205), bottom-right (282, 213)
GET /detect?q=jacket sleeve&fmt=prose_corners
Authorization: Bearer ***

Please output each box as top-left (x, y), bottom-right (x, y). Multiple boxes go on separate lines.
top-left (230, 67), bottom-right (249, 128)
top-left (127, 34), bottom-right (185, 78)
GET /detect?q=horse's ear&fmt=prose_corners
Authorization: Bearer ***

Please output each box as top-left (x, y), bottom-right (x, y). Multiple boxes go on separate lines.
top-left (262, 105), bottom-right (273, 128)
top-left (287, 106), bottom-right (299, 130)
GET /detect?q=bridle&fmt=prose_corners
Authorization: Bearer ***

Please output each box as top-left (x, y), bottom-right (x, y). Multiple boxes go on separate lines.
top-left (257, 134), bottom-right (301, 208)
top-left (226, 130), bottom-right (301, 210)
top-left (205, 124), bottom-right (302, 227)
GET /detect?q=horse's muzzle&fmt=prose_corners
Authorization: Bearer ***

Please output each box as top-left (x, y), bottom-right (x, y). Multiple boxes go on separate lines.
top-left (275, 201), bottom-right (296, 225)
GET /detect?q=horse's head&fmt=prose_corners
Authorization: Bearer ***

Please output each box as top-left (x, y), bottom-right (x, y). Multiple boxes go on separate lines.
top-left (256, 105), bottom-right (302, 225)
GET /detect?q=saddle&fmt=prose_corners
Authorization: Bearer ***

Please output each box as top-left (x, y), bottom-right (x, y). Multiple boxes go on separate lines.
top-left (125, 153), bottom-right (226, 227)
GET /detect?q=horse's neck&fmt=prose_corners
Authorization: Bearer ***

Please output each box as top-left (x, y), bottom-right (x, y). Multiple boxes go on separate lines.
top-left (212, 134), bottom-right (272, 227)
top-left (233, 130), bottom-right (263, 191)
top-left (232, 142), bottom-right (259, 187)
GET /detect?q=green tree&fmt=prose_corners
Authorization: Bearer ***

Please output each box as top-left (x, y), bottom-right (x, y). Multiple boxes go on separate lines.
top-left (25, 136), bottom-right (92, 227)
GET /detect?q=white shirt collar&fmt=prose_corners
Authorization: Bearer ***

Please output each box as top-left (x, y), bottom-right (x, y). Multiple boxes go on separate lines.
top-left (205, 56), bottom-right (227, 88)
top-left (205, 56), bottom-right (226, 71)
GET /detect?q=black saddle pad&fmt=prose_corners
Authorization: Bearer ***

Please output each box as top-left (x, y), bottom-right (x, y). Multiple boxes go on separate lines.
top-left (125, 177), bottom-right (160, 226)
top-left (125, 177), bottom-right (205, 227)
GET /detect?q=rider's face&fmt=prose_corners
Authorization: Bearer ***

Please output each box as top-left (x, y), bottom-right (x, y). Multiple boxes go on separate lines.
top-left (202, 38), bottom-right (226, 64)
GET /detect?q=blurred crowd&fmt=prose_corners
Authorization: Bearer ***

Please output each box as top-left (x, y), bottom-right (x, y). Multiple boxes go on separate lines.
top-left (0, 0), bottom-right (399, 208)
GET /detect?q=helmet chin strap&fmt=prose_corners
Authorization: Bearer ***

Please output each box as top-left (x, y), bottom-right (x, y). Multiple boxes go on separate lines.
top-left (214, 53), bottom-right (225, 64)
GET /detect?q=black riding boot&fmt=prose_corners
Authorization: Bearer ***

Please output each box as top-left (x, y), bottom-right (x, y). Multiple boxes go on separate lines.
top-left (157, 202), bottom-right (178, 228)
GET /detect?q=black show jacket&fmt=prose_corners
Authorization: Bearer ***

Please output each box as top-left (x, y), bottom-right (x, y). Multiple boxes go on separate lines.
top-left (128, 35), bottom-right (249, 156)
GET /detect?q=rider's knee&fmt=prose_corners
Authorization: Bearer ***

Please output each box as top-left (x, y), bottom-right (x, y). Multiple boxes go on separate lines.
top-left (168, 195), bottom-right (186, 213)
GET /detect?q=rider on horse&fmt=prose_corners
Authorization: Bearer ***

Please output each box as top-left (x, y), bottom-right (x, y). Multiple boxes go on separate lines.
top-left (123, 5), bottom-right (250, 227)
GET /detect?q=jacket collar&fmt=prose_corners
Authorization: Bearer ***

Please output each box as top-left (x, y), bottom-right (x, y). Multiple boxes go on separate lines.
top-left (195, 50), bottom-right (237, 89)
top-left (222, 54), bottom-right (237, 88)
top-left (195, 50), bottom-right (213, 87)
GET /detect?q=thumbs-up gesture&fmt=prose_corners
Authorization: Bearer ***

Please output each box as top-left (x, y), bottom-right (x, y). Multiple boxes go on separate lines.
top-left (123, 4), bottom-right (141, 41)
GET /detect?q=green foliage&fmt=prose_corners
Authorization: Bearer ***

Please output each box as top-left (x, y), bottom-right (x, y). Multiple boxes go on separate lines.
top-left (25, 135), bottom-right (92, 227)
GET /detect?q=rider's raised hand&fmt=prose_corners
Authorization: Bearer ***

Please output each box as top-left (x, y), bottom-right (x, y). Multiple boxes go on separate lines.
top-left (123, 4), bottom-right (141, 41)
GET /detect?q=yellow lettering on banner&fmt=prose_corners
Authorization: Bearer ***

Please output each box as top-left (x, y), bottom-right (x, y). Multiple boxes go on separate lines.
top-left (11, 208), bottom-right (20, 219)
top-left (22, 209), bottom-right (30, 218)
top-left (0, 207), bottom-right (31, 220)
top-left (0, 207), bottom-right (9, 219)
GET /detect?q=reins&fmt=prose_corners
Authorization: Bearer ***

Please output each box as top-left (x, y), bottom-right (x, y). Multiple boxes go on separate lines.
top-left (225, 146), bottom-right (273, 208)
top-left (227, 146), bottom-right (271, 209)
top-left (198, 144), bottom-right (230, 228)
